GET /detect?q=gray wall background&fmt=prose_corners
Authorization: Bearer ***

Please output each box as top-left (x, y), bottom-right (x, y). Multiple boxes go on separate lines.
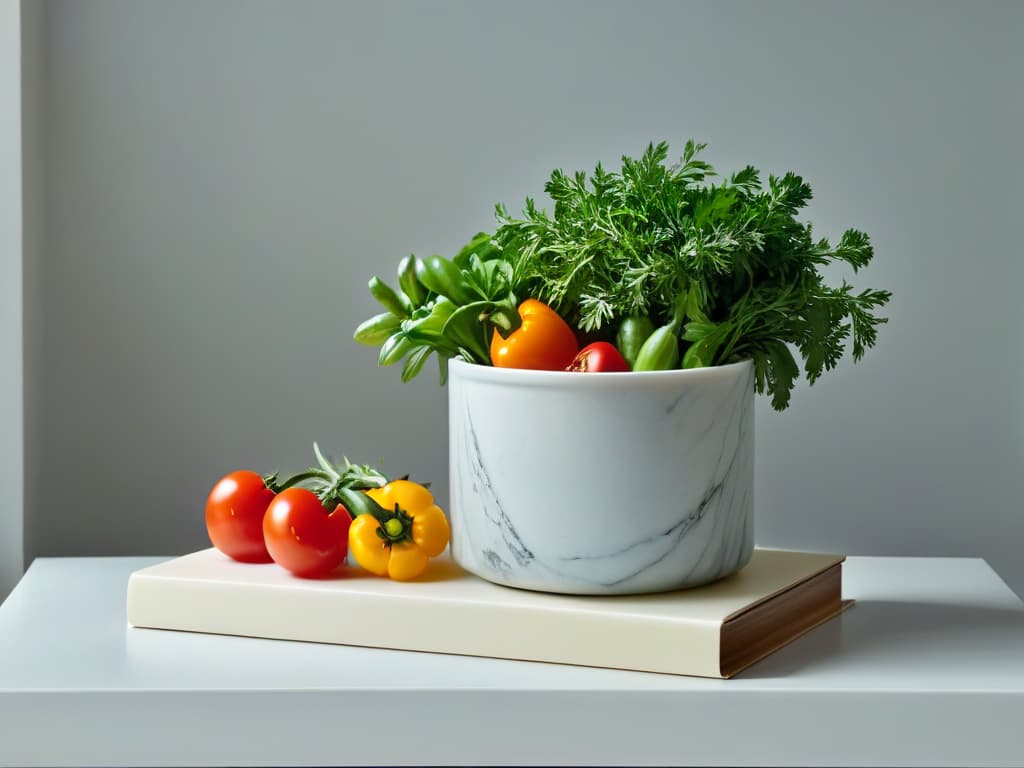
top-left (22, 1), bottom-right (1024, 593)
top-left (1, 0), bottom-right (23, 600)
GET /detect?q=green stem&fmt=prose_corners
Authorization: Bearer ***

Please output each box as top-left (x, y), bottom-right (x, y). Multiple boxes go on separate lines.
top-left (669, 282), bottom-right (689, 331)
top-left (464, 322), bottom-right (492, 364)
top-left (374, 503), bottom-right (415, 545)
top-left (335, 486), bottom-right (391, 525)
top-left (487, 303), bottom-right (522, 335)
top-left (312, 442), bottom-right (388, 489)
top-left (340, 465), bottom-right (388, 490)
top-left (265, 468), bottom-right (333, 493)
top-left (313, 442), bottom-right (341, 480)
top-left (334, 489), bottom-right (414, 546)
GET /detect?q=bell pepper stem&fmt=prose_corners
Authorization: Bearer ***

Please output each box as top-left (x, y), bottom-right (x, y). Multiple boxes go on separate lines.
top-left (336, 486), bottom-right (392, 526)
top-left (487, 303), bottom-right (523, 337)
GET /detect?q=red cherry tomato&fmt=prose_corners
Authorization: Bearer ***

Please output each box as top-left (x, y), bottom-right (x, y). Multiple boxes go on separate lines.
top-left (262, 488), bottom-right (352, 578)
top-left (205, 470), bottom-right (276, 563)
top-left (567, 341), bottom-right (631, 372)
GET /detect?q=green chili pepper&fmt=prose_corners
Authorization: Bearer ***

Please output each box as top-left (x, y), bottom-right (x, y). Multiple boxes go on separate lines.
top-left (632, 324), bottom-right (681, 371)
top-left (414, 255), bottom-right (475, 305)
top-left (353, 312), bottom-right (402, 346)
top-left (369, 277), bottom-right (411, 318)
top-left (616, 316), bottom-right (656, 368)
top-left (398, 255), bottom-right (427, 307)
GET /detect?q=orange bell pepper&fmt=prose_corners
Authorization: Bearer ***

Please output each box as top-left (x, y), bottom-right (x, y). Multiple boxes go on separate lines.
top-left (489, 299), bottom-right (579, 371)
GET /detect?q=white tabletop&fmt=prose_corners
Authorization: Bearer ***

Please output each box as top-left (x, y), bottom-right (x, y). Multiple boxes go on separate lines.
top-left (0, 555), bottom-right (1022, 767)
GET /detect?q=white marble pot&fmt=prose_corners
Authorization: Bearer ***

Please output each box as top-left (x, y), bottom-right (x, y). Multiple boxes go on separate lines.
top-left (448, 358), bottom-right (755, 595)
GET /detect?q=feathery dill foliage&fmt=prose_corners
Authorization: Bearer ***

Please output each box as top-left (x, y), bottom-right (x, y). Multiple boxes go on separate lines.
top-left (494, 141), bottom-right (891, 410)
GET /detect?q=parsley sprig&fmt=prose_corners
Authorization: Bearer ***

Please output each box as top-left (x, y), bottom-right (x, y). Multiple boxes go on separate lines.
top-left (494, 141), bottom-right (891, 409)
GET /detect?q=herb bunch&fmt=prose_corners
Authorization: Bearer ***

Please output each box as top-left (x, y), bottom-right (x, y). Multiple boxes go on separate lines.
top-left (354, 234), bottom-right (519, 384)
top-left (494, 141), bottom-right (891, 409)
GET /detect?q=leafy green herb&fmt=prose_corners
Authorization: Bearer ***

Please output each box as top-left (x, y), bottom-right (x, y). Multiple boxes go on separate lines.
top-left (354, 141), bottom-right (890, 410)
top-left (495, 141), bottom-right (890, 409)
top-left (354, 239), bottom-right (518, 383)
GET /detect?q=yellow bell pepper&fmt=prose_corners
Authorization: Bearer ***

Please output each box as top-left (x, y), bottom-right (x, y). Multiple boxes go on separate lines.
top-left (348, 479), bottom-right (450, 581)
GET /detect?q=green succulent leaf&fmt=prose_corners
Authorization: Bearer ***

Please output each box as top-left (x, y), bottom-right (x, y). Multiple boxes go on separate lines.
top-left (401, 345), bottom-right (433, 383)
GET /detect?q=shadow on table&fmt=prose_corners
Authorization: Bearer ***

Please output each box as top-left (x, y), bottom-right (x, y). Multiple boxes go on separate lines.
top-left (740, 599), bottom-right (1024, 679)
top-left (292, 558), bottom-right (468, 583)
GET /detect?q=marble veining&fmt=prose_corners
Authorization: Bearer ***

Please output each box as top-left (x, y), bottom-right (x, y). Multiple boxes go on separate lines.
top-left (462, 409), bottom-right (535, 568)
top-left (449, 360), bottom-right (755, 595)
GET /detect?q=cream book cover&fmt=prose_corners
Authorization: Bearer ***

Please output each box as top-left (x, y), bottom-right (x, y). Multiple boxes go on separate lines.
top-left (127, 547), bottom-right (846, 678)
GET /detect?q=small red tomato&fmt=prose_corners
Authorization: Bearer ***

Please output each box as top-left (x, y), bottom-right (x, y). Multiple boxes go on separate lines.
top-left (205, 470), bottom-right (276, 563)
top-left (567, 341), bottom-right (631, 372)
top-left (263, 488), bottom-right (352, 578)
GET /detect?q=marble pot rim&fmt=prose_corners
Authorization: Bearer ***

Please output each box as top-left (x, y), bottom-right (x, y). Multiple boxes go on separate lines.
top-left (448, 356), bottom-right (753, 386)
